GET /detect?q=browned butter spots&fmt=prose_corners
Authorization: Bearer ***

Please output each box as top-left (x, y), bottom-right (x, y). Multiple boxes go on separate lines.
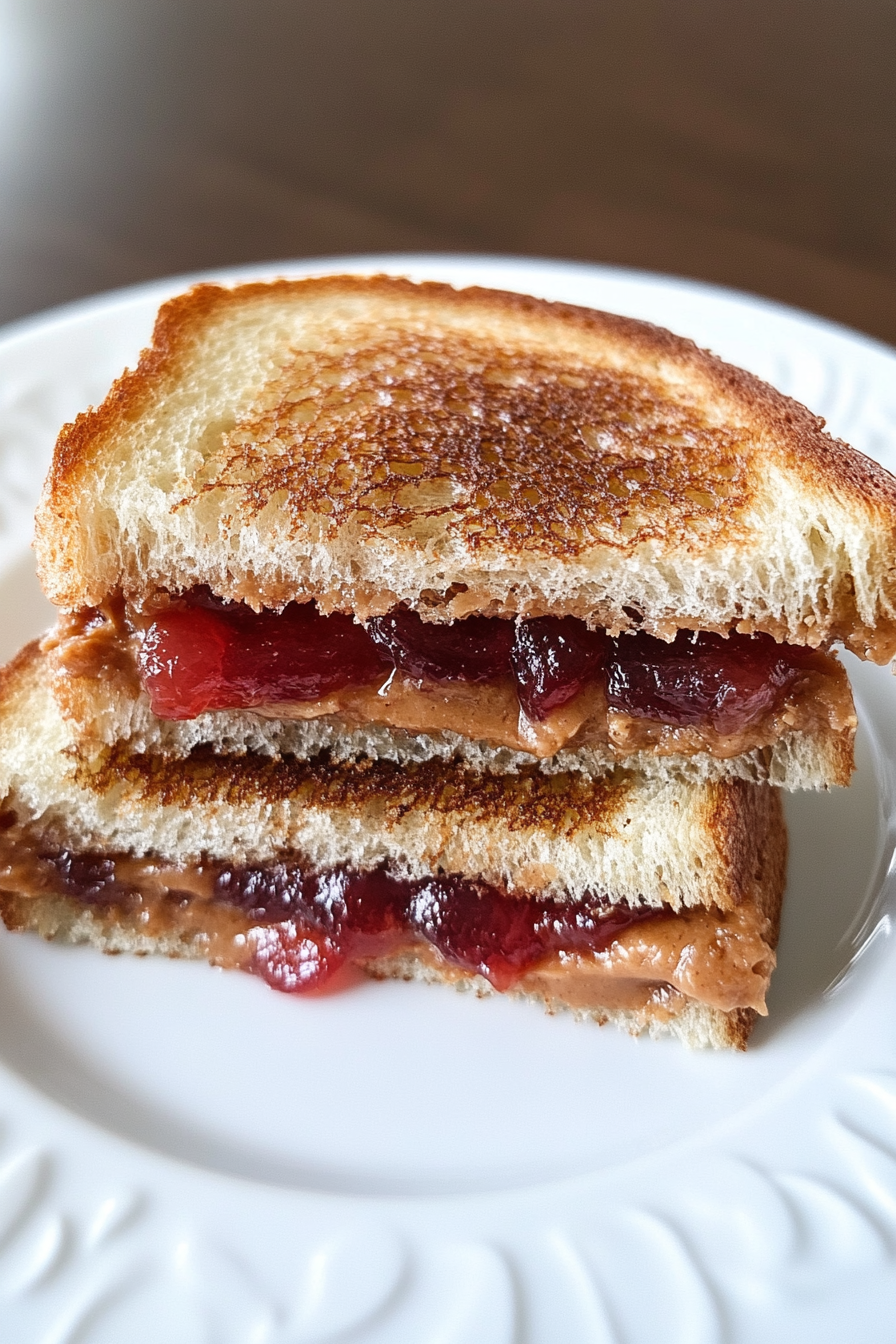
top-left (185, 330), bottom-right (752, 555)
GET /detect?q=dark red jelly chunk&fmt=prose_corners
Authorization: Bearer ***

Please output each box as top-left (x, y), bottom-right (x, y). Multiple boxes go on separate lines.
top-left (538, 895), bottom-right (661, 955)
top-left (139, 596), bottom-right (390, 719)
top-left (214, 863), bottom-right (408, 942)
top-left (408, 879), bottom-right (661, 989)
top-left (41, 850), bottom-right (138, 905)
top-left (511, 617), bottom-right (609, 720)
top-left (367, 608), bottom-right (514, 683)
top-left (606, 629), bottom-right (811, 734)
top-left (215, 862), bottom-right (314, 923)
top-left (408, 877), bottom-right (548, 991)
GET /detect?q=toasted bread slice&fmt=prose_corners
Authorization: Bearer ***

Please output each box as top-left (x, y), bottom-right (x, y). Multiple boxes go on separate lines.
top-left (0, 643), bottom-right (786, 1048)
top-left (35, 276), bottom-right (896, 659)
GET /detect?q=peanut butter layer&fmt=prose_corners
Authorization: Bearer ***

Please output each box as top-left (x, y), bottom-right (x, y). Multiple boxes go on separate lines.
top-left (47, 609), bottom-right (855, 762)
top-left (521, 902), bottom-right (775, 1013)
top-left (369, 901), bottom-right (775, 1014)
top-left (252, 675), bottom-right (607, 757)
top-left (250, 657), bottom-right (853, 761)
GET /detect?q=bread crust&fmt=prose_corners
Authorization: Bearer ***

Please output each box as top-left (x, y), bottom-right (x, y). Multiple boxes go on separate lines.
top-left (35, 276), bottom-right (896, 657)
top-left (40, 276), bottom-right (892, 514)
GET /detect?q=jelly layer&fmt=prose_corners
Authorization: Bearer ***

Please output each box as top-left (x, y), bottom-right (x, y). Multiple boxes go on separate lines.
top-left (49, 594), bottom-right (855, 761)
top-left (0, 827), bottom-right (776, 1013)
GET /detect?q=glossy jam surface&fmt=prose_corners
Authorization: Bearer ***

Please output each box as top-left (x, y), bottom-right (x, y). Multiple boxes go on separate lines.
top-left (139, 595), bottom-right (390, 719)
top-left (44, 850), bottom-right (133, 903)
top-left (36, 847), bottom-right (662, 995)
top-left (368, 608), bottom-right (514, 683)
top-left (511, 616), bottom-right (608, 719)
top-left (138, 589), bottom-right (816, 734)
top-left (607, 629), bottom-right (814, 733)
top-left (215, 862), bottom-right (661, 993)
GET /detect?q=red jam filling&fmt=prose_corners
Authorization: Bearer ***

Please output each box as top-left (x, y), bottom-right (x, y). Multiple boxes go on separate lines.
top-left (137, 589), bottom-right (816, 734)
top-left (368, 608), bottom-right (514, 683)
top-left (511, 616), bottom-right (609, 719)
top-left (41, 848), bottom-right (661, 994)
top-left (606, 629), bottom-right (814, 733)
top-left (139, 596), bottom-right (390, 719)
top-left (214, 862), bottom-right (662, 993)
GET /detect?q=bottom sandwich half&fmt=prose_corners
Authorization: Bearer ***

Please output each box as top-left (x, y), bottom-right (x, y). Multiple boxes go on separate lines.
top-left (0, 643), bottom-right (788, 1049)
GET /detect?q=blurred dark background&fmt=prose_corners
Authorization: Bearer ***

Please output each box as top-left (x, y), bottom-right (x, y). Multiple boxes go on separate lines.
top-left (0, 0), bottom-right (893, 339)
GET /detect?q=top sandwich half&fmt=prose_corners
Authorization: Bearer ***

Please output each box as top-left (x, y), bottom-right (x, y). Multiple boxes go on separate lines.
top-left (31, 275), bottom-right (896, 784)
top-left (36, 274), bottom-right (896, 649)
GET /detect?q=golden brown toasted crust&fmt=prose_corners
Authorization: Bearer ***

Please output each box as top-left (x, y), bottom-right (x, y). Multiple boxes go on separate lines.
top-left (44, 275), bottom-right (890, 523)
top-left (81, 743), bottom-right (636, 842)
top-left (706, 780), bottom-right (787, 925)
top-left (35, 275), bottom-right (896, 656)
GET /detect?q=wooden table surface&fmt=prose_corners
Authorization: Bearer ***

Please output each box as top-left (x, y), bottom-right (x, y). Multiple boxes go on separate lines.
top-left (1, 0), bottom-right (893, 341)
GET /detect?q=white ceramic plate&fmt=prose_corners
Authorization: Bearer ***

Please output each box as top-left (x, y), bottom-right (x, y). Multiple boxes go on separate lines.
top-left (0, 256), bottom-right (894, 1343)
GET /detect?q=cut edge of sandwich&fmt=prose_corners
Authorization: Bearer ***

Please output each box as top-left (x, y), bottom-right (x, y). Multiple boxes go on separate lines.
top-left (0, 641), bottom-right (787, 912)
top-left (44, 640), bottom-right (857, 792)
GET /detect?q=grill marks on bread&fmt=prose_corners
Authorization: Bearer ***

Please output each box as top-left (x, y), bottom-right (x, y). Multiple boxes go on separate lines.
top-left (80, 745), bottom-right (636, 838)
top-left (189, 328), bottom-right (752, 558)
top-left (71, 739), bottom-right (782, 913)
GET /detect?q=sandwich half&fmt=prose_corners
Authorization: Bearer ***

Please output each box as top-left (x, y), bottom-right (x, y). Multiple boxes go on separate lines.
top-left (0, 642), bottom-right (786, 1049)
top-left (33, 275), bottom-right (896, 789)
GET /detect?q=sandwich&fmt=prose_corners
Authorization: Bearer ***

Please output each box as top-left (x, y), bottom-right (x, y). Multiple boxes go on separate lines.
top-left (2, 274), bottom-right (894, 1047)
